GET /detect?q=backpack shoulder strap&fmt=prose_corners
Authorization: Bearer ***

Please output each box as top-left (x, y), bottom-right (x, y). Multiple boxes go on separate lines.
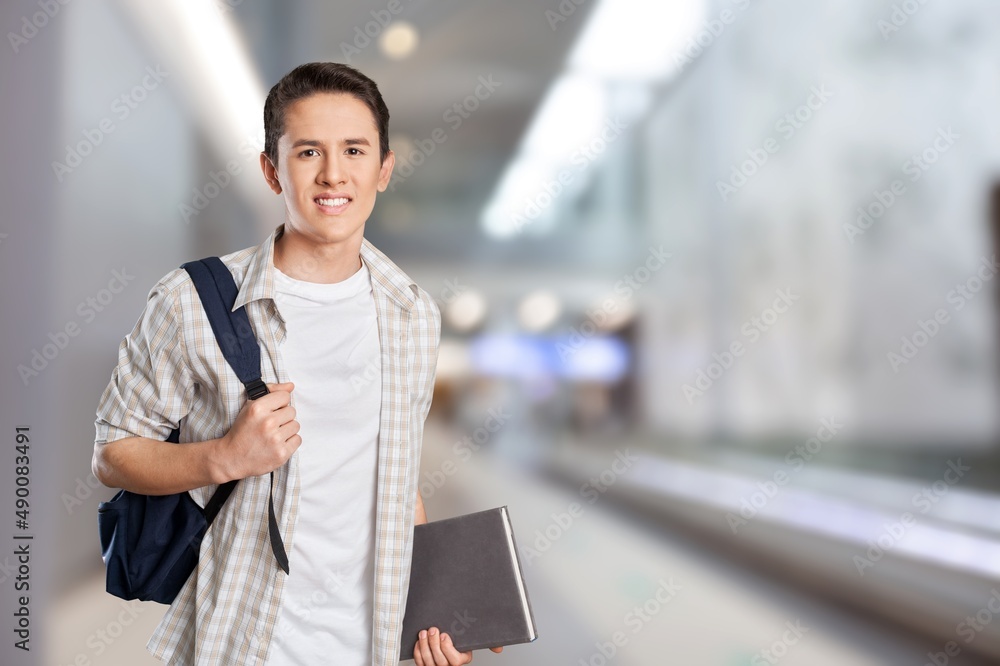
top-left (180, 257), bottom-right (267, 399)
top-left (178, 257), bottom-right (289, 574)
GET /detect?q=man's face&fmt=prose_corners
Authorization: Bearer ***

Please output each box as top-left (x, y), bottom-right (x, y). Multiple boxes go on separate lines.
top-left (260, 92), bottom-right (394, 246)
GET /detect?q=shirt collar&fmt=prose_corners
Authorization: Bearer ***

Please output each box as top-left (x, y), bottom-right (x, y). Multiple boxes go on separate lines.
top-left (233, 223), bottom-right (418, 312)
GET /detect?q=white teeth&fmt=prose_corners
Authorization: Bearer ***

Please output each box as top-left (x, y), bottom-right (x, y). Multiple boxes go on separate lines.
top-left (317, 197), bottom-right (349, 206)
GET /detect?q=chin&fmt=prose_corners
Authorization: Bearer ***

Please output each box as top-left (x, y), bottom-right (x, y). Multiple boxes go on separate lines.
top-left (313, 221), bottom-right (364, 243)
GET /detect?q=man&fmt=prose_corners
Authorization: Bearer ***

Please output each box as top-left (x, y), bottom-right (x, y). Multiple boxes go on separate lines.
top-left (93, 62), bottom-right (501, 665)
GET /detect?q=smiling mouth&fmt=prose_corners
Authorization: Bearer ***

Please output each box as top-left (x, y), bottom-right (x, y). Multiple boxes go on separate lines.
top-left (314, 196), bottom-right (352, 213)
top-left (316, 196), bottom-right (350, 206)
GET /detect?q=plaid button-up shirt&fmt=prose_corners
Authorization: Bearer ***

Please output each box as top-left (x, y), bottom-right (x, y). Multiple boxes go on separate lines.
top-left (94, 224), bottom-right (441, 665)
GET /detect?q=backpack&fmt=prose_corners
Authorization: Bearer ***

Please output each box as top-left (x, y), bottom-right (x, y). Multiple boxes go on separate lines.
top-left (98, 256), bottom-right (289, 604)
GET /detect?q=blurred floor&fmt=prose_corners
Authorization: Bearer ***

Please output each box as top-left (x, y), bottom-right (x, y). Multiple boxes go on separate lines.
top-left (49, 575), bottom-right (165, 665)
top-left (420, 420), bottom-right (997, 666)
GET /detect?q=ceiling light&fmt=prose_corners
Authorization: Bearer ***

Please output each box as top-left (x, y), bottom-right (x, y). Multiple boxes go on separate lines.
top-left (519, 290), bottom-right (563, 332)
top-left (446, 289), bottom-right (488, 333)
top-left (379, 21), bottom-right (419, 60)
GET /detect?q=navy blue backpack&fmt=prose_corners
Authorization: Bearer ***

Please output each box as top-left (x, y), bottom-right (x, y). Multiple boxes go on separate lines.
top-left (98, 257), bottom-right (289, 604)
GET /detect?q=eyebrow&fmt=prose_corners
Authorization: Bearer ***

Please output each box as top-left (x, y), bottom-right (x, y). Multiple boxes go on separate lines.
top-left (290, 137), bottom-right (372, 149)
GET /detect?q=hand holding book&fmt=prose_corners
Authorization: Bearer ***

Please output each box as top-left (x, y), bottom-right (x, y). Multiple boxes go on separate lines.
top-left (400, 506), bottom-right (538, 662)
top-left (411, 626), bottom-right (503, 665)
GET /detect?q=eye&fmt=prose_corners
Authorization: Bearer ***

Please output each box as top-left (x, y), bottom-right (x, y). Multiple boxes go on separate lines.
top-left (346, 147), bottom-right (363, 156)
top-left (298, 148), bottom-right (319, 158)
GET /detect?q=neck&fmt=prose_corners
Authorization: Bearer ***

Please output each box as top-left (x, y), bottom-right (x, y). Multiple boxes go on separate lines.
top-left (272, 225), bottom-right (363, 283)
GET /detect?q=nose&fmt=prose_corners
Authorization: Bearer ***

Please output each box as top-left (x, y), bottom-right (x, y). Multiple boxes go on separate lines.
top-left (317, 153), bottom-right (347, 186)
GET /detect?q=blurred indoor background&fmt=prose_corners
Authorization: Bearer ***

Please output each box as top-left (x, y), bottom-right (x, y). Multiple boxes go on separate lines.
top-left (2, 0), bottom-right (1000, 664)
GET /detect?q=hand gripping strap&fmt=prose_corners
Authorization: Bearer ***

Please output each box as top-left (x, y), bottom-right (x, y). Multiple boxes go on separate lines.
top-left (181, 257), bottom-right (290, 574)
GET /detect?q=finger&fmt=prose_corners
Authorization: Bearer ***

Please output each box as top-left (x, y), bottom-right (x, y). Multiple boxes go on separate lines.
top-left (270, 404), bottom-right (297, 427)
top-left (413, 634), bottom-right (425, 666)
top-left (427, 627), bottom-right (449, 664)
top-left (256, 391), bottom-right (292, 412)
top-left (276, 417), bottom-right (300, 441)
top-left (416, 630), bottom-right (435, 666)
top-left (489, 646), bottom-right (503, 653)
top-left (274, 432), bottom-right (302, 459)
top-left (439, 633), bottom-right (473, 664)
top-left (429, 630), bottom-right (450, 666)
top-left (260, 383), bottom-right (294, 406)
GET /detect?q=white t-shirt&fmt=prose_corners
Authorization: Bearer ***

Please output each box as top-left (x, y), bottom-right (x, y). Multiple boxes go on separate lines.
top-left (265, 259), bottom-right (382, 665)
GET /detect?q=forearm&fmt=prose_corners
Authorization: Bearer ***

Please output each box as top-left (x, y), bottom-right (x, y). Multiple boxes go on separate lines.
top-left (93, 435), bottom-right (229, 495)
top-left (415, 490), bottom-right (428, 525)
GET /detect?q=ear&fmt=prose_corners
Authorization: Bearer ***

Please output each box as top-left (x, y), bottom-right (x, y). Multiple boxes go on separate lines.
top-left (259, 152), bottom-right (282, 194)
top-left (376, 149), bottom-right (396, 193)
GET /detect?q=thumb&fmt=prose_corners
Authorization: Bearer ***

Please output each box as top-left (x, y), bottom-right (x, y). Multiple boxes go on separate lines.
top-left (266, 382), bottom-right (294, 392)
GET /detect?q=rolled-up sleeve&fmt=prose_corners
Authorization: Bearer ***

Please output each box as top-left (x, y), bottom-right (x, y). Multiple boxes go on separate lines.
top-left (94, 274), bottom-right (194, 448)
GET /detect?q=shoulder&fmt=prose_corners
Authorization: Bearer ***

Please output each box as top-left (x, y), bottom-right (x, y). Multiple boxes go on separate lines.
top-left (142, 242), bottom-right (260, 318)
top-left (217, 243), bottom-right (258, 284)
top-left (139, 268), bottom-right (192, 324)
top-left (411, 285), bottom-right (441, 334)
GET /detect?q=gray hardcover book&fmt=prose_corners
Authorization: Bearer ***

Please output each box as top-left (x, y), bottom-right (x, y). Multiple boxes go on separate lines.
top-left (399, 506), bottom-right (538, 660)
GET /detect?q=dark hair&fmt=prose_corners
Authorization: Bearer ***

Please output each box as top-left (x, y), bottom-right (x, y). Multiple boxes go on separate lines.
top-left (263, 62), bottom-right (390, 164)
